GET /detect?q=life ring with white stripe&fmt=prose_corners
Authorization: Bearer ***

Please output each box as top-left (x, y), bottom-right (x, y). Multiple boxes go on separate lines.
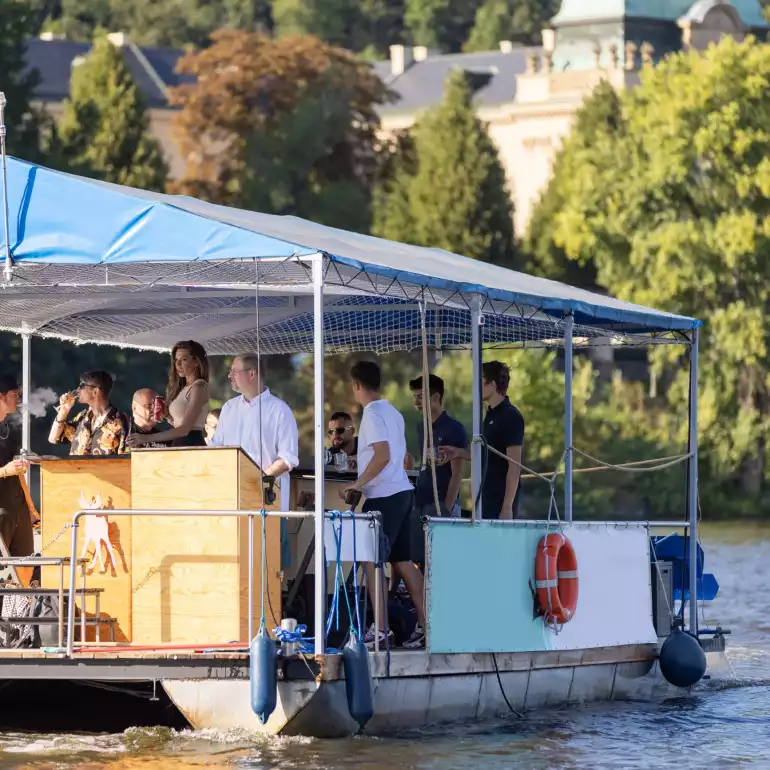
top-left (535, 533), bottom-right (578, 625)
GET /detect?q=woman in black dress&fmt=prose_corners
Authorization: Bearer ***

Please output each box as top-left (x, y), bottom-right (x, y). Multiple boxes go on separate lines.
top-left (0, 374), bottom-right (34, 584)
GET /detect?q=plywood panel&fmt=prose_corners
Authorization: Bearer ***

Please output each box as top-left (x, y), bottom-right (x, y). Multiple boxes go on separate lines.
top-left (131, 448), bottom-right (280, 645)
top-left (40, 458), bottom-right (132, 642)
top-left (237, 452), bottom-right (281, 640)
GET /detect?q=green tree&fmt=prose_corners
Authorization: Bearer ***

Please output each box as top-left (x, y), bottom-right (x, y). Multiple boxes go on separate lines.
top-left (550, 37), bottom-right (770, 506)
top-left (464, 0), bottom-right (559, 51)
top-left (524, 79), bottom-right (623, 289)
top-left (404, 0), bottom-right (481, 51)
top-left (46, 0), bottom-right (272, 47)
top-left (374, 70), bottom-right (515, 266)
top-left (171, 31), bottom-right (388, 231)
top-left (56, 36), bottom-right (168, 189)
top-left (0, 0), bottom-right (48, 161)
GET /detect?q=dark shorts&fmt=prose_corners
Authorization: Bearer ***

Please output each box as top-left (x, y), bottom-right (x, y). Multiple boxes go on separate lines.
top-left (363, 489), bottom-right (414, 564)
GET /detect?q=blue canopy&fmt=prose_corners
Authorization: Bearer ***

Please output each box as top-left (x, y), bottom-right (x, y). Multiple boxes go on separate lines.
top-left (0, 156), bottom-right (699, 353)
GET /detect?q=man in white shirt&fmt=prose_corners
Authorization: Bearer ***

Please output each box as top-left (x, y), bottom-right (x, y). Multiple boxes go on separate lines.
top-left (211, 353), bottom-right (299, 565)
top-left (341, 361), bottom-right (426, 649)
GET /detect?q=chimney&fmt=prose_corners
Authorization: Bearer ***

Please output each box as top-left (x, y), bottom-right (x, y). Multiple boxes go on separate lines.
top-left (542, 29), bottom-right (555, 53)
top-left (389, 44), bottom-right (413, 76)
top-left (106, 31), bottom-right (128, 47)
top-left (499, 40), bottom-right (514, 53)
top-left (39, 31), bottom-right (66, 41)
top-left (413, 46), bottom-right (435, 62)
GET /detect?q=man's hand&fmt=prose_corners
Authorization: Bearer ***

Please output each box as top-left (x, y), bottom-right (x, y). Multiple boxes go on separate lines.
top-left (126, 434), bottom-right (145, 449)
top-left (340, 483), bottom-right (360, 500)
top-left (58, 391), bottom-right (76, 411)
top-left (438, 445), bottom-right (469, 462)
top-left (1, 458), bottom-right (27, 477)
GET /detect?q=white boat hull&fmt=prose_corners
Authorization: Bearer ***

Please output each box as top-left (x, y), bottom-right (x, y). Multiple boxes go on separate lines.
top-left (162, 646), bottom-right (712, 737)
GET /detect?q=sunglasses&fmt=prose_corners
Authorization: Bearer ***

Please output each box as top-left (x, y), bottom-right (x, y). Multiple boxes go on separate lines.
top-left (327, 427), bottom-right (351, 436)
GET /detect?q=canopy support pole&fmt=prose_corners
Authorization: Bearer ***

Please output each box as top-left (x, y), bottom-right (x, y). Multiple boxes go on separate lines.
top-left (687, 328), bottom-right (699, 635)
top-left (21, 329), bottom-right (31, 485)
top-left (312, 254), bottom-right (326, 655)
top-left (471, 294), bottom-right (483, 523)
top-left (0, 93), bottom-right (12, 284)
top-left (564, 314), bottom-right (574, 521)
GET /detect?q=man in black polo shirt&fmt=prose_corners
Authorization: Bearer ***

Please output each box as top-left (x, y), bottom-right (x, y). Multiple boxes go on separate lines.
top-left (440, 361), bottom-right (525, 519)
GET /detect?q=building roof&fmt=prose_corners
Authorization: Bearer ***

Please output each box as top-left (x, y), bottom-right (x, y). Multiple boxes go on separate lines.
top-left (553, 0), bottom-right (767, 26)
top-left (25, 37), bottom-right (192, 109)
top-left (375, 47), bottom-right (537, 115)
top-left (25, 37), bottom-right (535, 117)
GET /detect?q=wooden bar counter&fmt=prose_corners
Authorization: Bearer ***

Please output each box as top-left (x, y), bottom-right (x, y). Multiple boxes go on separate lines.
top-left (130, 447), bottom-right (281, 645)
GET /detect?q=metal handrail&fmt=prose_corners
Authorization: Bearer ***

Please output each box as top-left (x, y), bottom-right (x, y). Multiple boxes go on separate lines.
top-left (65, 508), bottom-right (381, 656)
top-left (425, 518), bottom-right (692, 528)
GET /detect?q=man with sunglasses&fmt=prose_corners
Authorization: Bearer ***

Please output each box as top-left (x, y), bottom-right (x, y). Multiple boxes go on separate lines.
top-left (327, 412), bottom-right (357, 461)
top-left (49, 371), bottom-right (129, 455)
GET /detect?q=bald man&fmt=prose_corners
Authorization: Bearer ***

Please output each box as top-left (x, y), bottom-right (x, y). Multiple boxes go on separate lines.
top-left (128, 388), bottom-right (169, 448)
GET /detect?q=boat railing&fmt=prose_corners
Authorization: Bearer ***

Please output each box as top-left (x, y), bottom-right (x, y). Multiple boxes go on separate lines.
top-left (64, 508), bottom-right (382, 657)
top-left (425, 518), bottom-right (693, 528)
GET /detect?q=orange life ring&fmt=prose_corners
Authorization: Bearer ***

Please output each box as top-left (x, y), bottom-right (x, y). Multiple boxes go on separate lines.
top-left (535, 533), bottom-right (579, 625)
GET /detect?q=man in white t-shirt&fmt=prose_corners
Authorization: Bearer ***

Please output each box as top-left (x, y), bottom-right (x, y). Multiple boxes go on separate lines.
top-left (341, 361), bottom-right (426, 649)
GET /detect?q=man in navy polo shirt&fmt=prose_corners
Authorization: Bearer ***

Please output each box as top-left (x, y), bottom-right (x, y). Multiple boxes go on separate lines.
top-left (409, 374), bottom-right (468, 520)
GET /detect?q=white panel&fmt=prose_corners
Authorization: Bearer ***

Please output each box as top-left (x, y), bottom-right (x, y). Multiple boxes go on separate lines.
top-left (548, 527), bottom-right (657, 650)
top-left (323, 517), bottom-right (379, 564)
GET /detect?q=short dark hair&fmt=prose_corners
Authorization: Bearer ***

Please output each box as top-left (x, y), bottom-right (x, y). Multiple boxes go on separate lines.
top-left (482, 361), bottom-right (510, 395)
top-left (330, 411), bottom-right (353, 423)
top-left (81, 370), bottom-right (114, 397)
top-left (409, 374), bottom-right (444, 402)
top-left (0, 374), bottom-right (19, 395)
top-left (350, 361), bottom-right (381, 391)
top-left (208, 408), bottom-right (221, 419)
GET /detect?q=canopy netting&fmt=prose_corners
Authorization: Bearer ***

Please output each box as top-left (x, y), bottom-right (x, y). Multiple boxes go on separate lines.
top-left (0, 257), bottom-right (692, 354)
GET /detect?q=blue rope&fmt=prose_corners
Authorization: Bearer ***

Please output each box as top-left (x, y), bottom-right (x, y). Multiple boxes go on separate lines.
top-left (324, 511), bottom-right (358, 641)
top-left (351, 510), bottom-right (362, 640)
top-left (273, 624), bottom-right (337, 655)
top-left (259, 509), bottom-right (266, 630)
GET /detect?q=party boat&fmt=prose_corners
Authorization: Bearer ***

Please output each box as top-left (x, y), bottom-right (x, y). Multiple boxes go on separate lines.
top-left (0, 145), bottom-right (726, 737)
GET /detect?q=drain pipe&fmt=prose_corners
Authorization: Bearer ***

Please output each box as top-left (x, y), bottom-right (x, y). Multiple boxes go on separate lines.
top-left (0, 92), bottom-right (12, 284)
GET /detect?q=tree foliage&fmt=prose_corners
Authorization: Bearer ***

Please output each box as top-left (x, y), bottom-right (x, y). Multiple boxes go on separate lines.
top-left (47, 0), bottom-right (272, 47)
top-left (57, 36), bottom-right (168, 189)
top-left (0, 0), bottom-right (48, 161)
top-left (374, 70), bottom-right (515, 265)
top-left (404, 0), bottom-right (481, 52)
top-left (170, 31), bottom-right (389, 231)
top-left (547, 37), bottom-right (770, 505)
top-left (525, 79), bottom-right (622, 289)
top-left (464, 0), bottom-right (559, 51)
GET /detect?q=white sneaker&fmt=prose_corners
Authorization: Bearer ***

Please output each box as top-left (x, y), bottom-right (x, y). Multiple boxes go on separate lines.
top-left (362, 622), bottom-right (394, 649)
top-left (402, 625), bottom-right (425, 649)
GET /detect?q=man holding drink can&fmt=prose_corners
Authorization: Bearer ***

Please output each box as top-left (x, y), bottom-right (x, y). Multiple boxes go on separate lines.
top-left (127, 389), bottom-right (170, 448)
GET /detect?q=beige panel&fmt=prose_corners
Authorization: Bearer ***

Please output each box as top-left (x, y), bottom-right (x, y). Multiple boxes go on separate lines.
top-left (40, 458), bottom-right (132, 642)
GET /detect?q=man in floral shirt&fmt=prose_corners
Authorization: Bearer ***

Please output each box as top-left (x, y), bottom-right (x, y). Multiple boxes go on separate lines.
top-left (49, 371), bottom-right (129, 455)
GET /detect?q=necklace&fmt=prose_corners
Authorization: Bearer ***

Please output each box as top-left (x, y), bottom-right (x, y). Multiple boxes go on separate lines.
top-left (0, 420), bottom-right (8, 440)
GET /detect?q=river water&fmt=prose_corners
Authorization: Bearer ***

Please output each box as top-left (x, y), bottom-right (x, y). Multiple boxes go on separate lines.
top-left (0, 524), bottom-right (767, 770)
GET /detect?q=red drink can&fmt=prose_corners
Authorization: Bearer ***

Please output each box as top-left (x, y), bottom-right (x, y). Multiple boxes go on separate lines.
top-left (152, 396), bottom-right (165, 422)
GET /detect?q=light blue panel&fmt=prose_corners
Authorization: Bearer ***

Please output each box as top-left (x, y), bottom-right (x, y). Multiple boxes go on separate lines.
top-left (426, 523), bottom-right (548, 654)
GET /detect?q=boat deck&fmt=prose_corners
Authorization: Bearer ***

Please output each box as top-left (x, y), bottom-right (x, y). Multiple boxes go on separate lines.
top-left (0, 643), bottom-right (659, 682)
